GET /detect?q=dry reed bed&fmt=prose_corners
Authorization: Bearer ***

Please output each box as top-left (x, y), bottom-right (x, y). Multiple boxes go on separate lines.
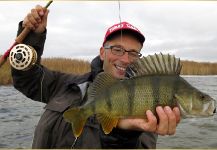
top-left (41, 58), bottom-right (90, 74)
top-left (181, 60), bottom-right (217, 75)
top-left (0, 58), bottom-right (12, 85)
top-left (0, 56), bottom-right (217, 85)
top-left (0, 57), bottom-right (90, 85)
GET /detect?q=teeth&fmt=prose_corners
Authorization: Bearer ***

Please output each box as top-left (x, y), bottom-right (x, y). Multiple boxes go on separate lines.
top-left (202, 103), bottom-right (210, 113)
top-left (115, 65), bottom-right (126, 71)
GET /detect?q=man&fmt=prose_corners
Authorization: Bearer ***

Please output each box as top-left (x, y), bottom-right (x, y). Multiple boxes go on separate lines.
top-left (12, 5), bottom-right (180, 148)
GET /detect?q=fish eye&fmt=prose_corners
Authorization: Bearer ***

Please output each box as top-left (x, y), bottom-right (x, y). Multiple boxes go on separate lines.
top-left (201, 95), bottom-right (205, 99)
top-left (200, 94), bottom-right (208, 102)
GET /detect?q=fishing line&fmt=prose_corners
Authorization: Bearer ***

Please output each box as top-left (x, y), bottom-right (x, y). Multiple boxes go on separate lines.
top-left (7, 1), bottom-right (53, 102)
top-left (117, 1), bottom-right (135, 78)
top-left (103, 1), bottom-right (123, 72)
top-left (35, 63), bottom-right (45, 103)
top-left (9, 43), bottom-right (45, 102)
top-left (118, 0), bottom-right (123, 45)
top-left (71, 137), bottom-right (78, 149)
top-left (118, 1), bottom-right (133, 78)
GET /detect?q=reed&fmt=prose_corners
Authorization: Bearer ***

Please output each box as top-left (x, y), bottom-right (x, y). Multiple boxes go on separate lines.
top-left (0, 57), bottom-right (12, 85)
top-left (181, 60), bottom-right (217, 75)
top-left (41, 57), bottom-right (90, 74)
top-left (0, 56), bottom-right (217, 85)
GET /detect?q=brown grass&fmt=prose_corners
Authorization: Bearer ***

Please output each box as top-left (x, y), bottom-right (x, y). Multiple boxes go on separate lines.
top-left (41, 57), bottom-right (90, 74)
top-left (181, 60), bottom-right (217, 75)
top-left (0, 56), bottom-right (216, 85)
top-left (0, 56), bottom-right (91, 85)
top-left (0, 57), bottom-right (12, 85)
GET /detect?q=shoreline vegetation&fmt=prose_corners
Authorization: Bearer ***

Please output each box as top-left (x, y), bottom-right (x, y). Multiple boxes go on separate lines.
top-left (0, 56), bottom-right (217, 85)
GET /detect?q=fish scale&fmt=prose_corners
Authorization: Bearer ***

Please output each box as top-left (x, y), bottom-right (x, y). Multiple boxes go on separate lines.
top-left (63, 53), bottom-right (216, 138)
top-left (158, 76), bottom-right (177, 106)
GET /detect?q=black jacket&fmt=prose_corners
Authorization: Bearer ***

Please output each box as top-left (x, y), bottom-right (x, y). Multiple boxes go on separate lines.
top-left (11, 22), bottom-right (157, 149)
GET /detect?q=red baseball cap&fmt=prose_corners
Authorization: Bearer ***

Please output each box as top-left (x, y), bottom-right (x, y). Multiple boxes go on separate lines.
top-left (102, 21), bottom-right (145, 46)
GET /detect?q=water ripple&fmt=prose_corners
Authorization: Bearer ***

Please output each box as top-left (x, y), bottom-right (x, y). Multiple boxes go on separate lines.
top-left (1, 77), bottom-right (217, 148)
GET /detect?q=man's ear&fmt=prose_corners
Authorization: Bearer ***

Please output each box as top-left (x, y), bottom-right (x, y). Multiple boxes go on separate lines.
top-left (100, 47), bottom-right (105, 61)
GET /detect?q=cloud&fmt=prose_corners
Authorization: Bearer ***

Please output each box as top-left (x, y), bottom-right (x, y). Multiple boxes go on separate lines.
top-left (0, 1), bottom-right (216, 62)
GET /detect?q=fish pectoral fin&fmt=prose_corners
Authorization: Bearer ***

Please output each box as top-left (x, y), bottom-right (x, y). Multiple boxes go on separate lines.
top-left (97, 114), bottom-right (118, 134)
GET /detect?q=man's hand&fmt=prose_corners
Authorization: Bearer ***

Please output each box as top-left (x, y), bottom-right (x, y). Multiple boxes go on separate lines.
top-left (117, 106), bottom-right (181, 135)
top-left (23, 5), bottom-right (49, 33)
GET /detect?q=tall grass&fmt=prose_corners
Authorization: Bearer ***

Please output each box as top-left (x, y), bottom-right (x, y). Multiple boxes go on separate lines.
top-left (41, 57), bottom-right (90, 74)
top-left (0, 57), bottom-right (12, 85)
top-left (0, 57), bottom-right (91, 85)
top-left (181, 60), bottom-right (217, 75)
top-left (0, 56), bottom-right (217, 85)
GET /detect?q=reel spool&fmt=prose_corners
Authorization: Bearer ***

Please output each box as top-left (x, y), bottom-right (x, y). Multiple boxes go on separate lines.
top-left (9, 44), bottom-right (37, 70)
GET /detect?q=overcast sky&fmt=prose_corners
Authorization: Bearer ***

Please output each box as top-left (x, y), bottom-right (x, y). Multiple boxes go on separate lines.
top-left (0, 1), bottom-right (217, 62)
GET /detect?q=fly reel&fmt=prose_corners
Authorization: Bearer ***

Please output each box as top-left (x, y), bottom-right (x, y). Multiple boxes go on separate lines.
top-left (9, 44), bottom-right (37, 70)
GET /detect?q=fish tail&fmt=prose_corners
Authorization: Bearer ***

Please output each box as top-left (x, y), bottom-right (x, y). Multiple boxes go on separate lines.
top-left (63, 107), bottom-right (88, 138)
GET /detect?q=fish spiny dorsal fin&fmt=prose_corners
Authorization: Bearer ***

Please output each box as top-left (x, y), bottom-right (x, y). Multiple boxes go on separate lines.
top-left (88, 72), bottom-right (118, 101)
top-left (154, 53), bottom-right (164, 74)
top-left (177, 58), bottom-right (182, 74)
top-left (129, 53), bottom-right (182, 76)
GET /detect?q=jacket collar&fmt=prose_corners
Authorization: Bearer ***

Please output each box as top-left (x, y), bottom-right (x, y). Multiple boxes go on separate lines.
top-left (90, 55), bottom-right (103, 80)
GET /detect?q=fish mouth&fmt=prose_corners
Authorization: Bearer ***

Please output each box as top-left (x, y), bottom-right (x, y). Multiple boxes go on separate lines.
top-left (177, 101), bottom-right (216, 118)
top-left (177, 102), bottom-right (190, 118)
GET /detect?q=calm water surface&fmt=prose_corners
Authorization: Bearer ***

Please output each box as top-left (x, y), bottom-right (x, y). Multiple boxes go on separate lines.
top-left (0, 76), bottom-right (217, 148)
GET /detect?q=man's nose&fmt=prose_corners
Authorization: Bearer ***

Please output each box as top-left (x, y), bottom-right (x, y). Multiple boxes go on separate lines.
top-left (119, 52), bottom-right (130, 63)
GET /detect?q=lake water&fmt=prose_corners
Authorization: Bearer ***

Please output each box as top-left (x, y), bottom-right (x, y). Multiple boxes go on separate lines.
top-left (0, 76), bottom-right (217, 148)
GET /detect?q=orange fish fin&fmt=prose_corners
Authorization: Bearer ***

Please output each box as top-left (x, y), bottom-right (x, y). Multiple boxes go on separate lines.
top-left (71, 119), bottom-right (86, 138)
top-left (63, 108), bottom-right (87, 138)
top-left (97, 114), bottom-right (118, 134)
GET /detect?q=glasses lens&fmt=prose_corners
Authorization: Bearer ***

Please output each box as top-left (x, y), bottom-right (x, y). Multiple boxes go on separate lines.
top-left (128, 51), bottom-right (141, 58)
top-left (108, 45), bottom-right (142, 59)
top-left (111, 46), bottom-right (124, 56)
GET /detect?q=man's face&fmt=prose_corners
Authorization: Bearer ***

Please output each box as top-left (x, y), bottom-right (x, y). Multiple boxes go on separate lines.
top-left (100, 34), bottom-right (142, 79)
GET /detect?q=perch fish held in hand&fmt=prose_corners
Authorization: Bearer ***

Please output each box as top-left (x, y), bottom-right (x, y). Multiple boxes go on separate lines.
top-left (63, 53), bottom-right (216, 137)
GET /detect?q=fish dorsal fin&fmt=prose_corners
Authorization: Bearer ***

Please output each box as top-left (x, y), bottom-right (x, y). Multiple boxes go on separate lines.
top-left (88, 72), bottom-right (118, 100)
top-left (96, 113), bottom-right (118, 134)
top-left (129, 53), bottom-right (182, 76)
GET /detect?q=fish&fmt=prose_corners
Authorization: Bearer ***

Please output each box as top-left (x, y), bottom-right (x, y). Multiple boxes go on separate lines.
top-left (63, 53), bottom-right (216, 138)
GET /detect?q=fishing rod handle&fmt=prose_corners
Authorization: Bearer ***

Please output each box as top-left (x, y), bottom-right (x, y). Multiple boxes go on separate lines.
top-left (0, 1), bottom-right (53, 68)
top-left (15, 0), bottom-right (53, 44)
top-left (15, 28), bottom-right (31, 44)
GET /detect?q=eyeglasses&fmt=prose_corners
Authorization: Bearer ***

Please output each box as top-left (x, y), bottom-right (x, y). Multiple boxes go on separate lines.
top-left (104, 45), bottom-right (142, 59)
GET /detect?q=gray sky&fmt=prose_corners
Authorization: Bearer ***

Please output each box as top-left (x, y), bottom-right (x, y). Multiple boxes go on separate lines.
top-left (0, 1), bottom-right (217, 62)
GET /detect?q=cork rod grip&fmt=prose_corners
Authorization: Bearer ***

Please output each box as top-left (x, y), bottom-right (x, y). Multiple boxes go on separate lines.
top-left (15, 0), bottom-right (53, 44)
top-left (0, 1), bottom-right (53, 68)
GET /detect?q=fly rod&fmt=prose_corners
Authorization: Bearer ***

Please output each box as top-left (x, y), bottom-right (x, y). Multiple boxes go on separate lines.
top-left (0, 0), bottom-right (53, 68)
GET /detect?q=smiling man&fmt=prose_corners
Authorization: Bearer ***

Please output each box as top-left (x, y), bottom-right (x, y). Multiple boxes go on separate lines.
top-left (100, 22), bottom-right (144, 79)
top-left (11, 5), bottom-right (180, 148)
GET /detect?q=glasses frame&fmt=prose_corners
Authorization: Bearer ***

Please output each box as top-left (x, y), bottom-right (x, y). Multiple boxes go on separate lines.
top-left (104, 45), bottom-right (142, 59)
